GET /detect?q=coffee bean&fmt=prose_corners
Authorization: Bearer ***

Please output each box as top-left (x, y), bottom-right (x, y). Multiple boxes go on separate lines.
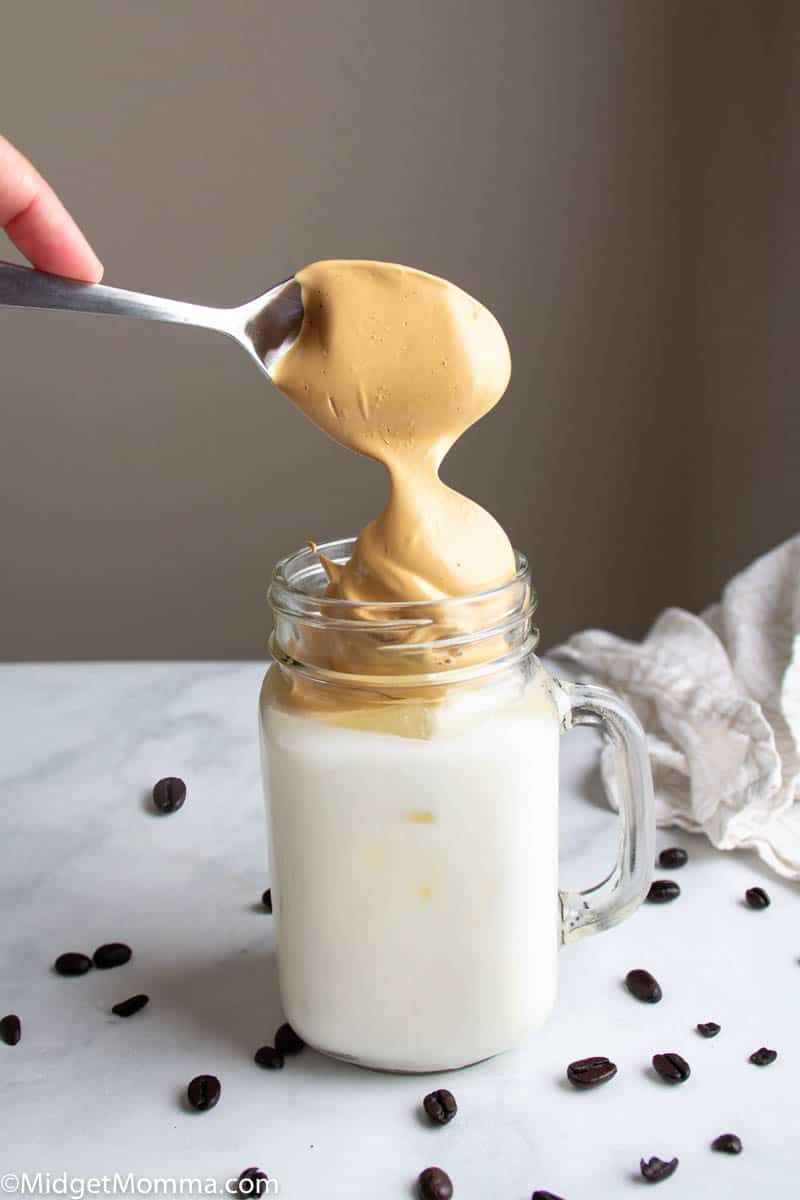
top-left (93, 942), bottom-right (132, 970)
top-left (54, 952), bottom-right (92, 977)
top-left (254, 1045), bottom-right (284, 1069)
top-left (274, 1022), bottom-right (304, 1055)
top-left (152, 776), bottom-right (186, 814)
top-left (262, 889), bottom-right (272, 913)
top-left (640, 1156), bottom-right (678, 1183)
top-left (625, 968), bottom-right (662, 1003)
top-left (531, 1193), bottom-right (566, 1200)
top-left (711, 1134), bottom-right (742, 1155)
top-left (652, 1052), bottom-right (691, 1083)
top-left (423, 1088), bottom-right (457, 1124)
top-left (749, 1046), bottom-right (777, 1066)
top-left (186, 1073), bottom-right (221, 1111)
top-left (0, 1014), bottom-right (21, 1046)
top-left (658, 847), bottom-right (688, 869)
top-left (647, 880), bottom-right (681, 904)
top-left (696, 1022), bottom-right (721, 1038)
top-left (745, 886), bottom-right (770, 910)
top-left (112, 994), bottom-right (149, 1018)
top-left (566, 1056), bottom-right (617, 1088)
top-left (237, 1167), bottom-right (270, 1197)
top-left (418, 1167), bottom-right (453, 1200)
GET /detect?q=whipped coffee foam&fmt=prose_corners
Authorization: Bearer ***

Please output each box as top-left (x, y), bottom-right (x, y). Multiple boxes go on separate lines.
top-left (272, 260), bottom-right (515, 606)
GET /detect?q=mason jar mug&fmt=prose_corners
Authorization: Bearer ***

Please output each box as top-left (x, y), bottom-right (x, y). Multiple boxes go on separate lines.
top-left (259, 539), bottom-right (654, 1073)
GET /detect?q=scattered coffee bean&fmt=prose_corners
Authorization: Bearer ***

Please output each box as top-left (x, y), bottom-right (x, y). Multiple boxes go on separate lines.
top-left (152, 776), bottom-right (186, 814)
top-left (274, 1022), bottom-right (304, 1055)
top-left (237, 1167), bottom-right (270, 1197)
top-left (423, 1088), bottom-right (457, 1124)
top-left (418, 1167), bottom-right (453, 1200)
top-left (531, 1193), bottom-right (566, 1200)
top-left (640, 1156), bottom-right (678, 1183)
top-left (0, 1014), bottom-right (21, 1046)
top-left (262, 888), bottom-right (272, 913)
top-left (625, 968), bottom-right (662, 1003)
top-left (54, 952), bottom-right (92, 977)
top-left (112, 994), bottom-right (149, 1018)
top-left (696, 1022), bottom-right (721, 1038)
top-left (566, 1056), bottom-right (617, 1089)
top-left (749, 1046), bottom-right (777, 1066)
top-left (186, 1073), bottom-right (221, 1111)
top-left (647, 880), bottom-right (681, 904)
top-left (93, 942), bottom-right (132, 970)
top-left (745, 886), bottom-right (770, 910)
top-left (658, 847), bottom-right (688, 869)
top-left (711, 1133), bottom-right (742, 1155)
top-left (652, 1052), bottom-right (691, 1084)
top-left (254, 1045), bottom-right (285, 1069)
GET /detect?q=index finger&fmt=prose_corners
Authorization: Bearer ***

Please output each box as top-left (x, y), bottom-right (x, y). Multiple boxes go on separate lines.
top-left (0, 133), bottom-right (103, 282)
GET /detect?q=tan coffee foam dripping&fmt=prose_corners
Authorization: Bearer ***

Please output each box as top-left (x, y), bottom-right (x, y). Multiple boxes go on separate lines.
top-left (271, 260), bottom-right (517, 689)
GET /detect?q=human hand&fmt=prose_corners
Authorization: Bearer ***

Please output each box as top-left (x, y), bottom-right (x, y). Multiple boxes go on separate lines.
top-left (0, 133), bottom-right (102, 282)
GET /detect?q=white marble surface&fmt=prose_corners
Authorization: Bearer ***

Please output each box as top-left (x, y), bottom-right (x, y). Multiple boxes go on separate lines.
top-left (1, 662), bottom-right (797, 1199)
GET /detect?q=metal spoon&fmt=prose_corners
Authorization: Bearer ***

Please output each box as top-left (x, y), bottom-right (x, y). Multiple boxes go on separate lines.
top-left (0, 260), bottom-right (304, 377)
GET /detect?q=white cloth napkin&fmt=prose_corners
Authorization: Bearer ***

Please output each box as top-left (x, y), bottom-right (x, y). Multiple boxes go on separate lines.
top-left (551, 535), bottom-right (800, 880)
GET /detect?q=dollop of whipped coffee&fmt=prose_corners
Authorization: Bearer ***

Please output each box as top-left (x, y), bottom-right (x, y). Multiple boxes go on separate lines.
top-left (272, 260), bottom-right (515, 603)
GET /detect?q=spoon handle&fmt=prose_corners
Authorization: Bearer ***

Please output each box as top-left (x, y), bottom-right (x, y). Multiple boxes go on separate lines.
top-left (0, 259), bottom-right (231, 334)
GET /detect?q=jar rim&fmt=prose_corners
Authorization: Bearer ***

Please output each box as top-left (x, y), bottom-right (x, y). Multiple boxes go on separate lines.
top-left (268, 537), bottom-right (538, 686)
top-left (268, 536), bottom-right (536, 622)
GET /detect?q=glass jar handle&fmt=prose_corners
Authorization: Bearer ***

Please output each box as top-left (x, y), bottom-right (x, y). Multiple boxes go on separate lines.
top-left (558, 681), bottom-right (655, 944)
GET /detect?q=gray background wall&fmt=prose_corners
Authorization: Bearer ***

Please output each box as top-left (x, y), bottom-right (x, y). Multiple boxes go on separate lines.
top-left (1, 0), bottom-right (797, 660)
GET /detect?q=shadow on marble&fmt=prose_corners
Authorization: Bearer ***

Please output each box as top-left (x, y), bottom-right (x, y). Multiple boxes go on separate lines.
top-left (411, 1103), bottom-right (431, 1130)
top-left (141, 950), bottom-right (387, 1090)
top-left (578, 759), bottom-right (611, 813)
top-left (138, 787), bottom-right (162, 817)
top-left (142, 949), bottom-right (284, 1057)
top-left (176, 1084), bottom-right (200, 1114)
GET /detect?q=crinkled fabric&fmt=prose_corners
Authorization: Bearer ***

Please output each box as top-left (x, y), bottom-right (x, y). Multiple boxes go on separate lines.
top-left (551, 535), bottom-right (800, 880)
